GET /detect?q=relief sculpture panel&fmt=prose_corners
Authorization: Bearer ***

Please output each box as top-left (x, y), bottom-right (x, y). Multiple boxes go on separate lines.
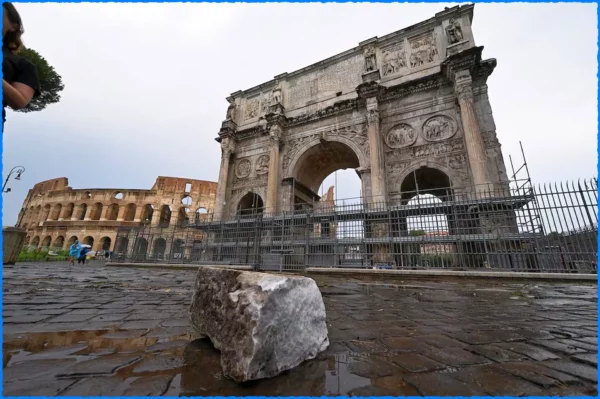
top-left (385, 123), bottom-right (416, 149)
top-left (422, 115), bottom-right (457, 142)
top-left (394, 138), bottom-right (464, 158)
top-left (232, 156), bottom-right (268, 190)
top-left (381, 43), bottom-right (407, 77)
top-left (255, 155), bottom-right (270, 175)
top-left (408, 32), bottom-right (438, 68)
top-left (244, 98), bottom-right (260, 121)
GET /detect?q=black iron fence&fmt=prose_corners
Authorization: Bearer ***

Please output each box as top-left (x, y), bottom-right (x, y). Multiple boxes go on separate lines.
top-left (112, 178), bottom-right (598, 274)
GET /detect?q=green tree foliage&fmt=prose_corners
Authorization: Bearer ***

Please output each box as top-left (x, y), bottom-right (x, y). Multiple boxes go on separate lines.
top-left (16, 47), bottom-right (64, 113)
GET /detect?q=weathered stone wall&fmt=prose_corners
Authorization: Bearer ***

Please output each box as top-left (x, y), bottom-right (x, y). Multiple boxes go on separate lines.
top-left (16, 176), bottom-right (217, 252)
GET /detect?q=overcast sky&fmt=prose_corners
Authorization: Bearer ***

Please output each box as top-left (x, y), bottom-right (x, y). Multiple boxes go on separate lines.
top-left (2, 2), bottom-right (597, 225)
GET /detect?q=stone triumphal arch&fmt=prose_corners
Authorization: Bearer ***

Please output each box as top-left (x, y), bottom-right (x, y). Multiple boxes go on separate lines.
top-left (209, 5), bottom-right (520, 268)
top-left (214, 4), bottom-right (508, 220)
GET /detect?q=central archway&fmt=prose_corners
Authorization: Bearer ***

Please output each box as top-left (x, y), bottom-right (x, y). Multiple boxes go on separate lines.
top-left (289, 139), bottom-right (365, 212)
top-left (293, 141), bottom-right (361, 194)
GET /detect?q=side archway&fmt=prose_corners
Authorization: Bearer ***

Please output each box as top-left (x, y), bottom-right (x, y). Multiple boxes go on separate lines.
top-left (236, 192), bottom-right (264, 216)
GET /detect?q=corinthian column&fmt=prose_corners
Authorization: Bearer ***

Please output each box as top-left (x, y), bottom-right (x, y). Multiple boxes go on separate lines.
top-left (265, 125), bottom-right (282, 215)
top-left (454, 70), bottom-right (491, 197)
top-left (366, 98), bottom-right (387, 207)
top-left (214, 136), bottom-right (235, 221)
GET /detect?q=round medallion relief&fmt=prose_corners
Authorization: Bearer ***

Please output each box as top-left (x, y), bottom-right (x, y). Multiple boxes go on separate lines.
top-left (385, 123), bottom-right (417, 149)
top-left (422, 115), bottom-right (457, 142)
top-left (235, 158), bottom-right (252, 179)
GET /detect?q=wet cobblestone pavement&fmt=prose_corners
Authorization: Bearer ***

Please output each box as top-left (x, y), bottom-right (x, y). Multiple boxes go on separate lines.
top-left (3, 262), bottom-right (598, 396)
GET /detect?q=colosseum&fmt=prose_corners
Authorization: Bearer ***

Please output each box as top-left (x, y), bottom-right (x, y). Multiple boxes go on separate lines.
top-left (15, 176), bottom-right (218, 255)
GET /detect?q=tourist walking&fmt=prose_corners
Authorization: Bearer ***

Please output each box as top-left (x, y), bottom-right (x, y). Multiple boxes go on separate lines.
top-left (2, 2), bottom-right (40, 129)
top-left (104, 250), bottom-right (110, 262)
top-left (68, 240), bottom-right (81, 266)
top-left (78, 246), bottom-right (90, 265)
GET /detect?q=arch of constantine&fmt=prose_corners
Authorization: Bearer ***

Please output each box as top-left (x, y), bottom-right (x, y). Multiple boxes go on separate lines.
top-left (199, 4), bottom-right (530, 269)
top-left (16, 176), bottom-right (217, 256)
top-left (214, 4), bottom-right (508, 220)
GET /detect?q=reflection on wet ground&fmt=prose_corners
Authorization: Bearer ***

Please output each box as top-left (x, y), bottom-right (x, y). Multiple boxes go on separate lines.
top-left (2, 262), bottom-right (598, 396)
top-left (3, 330), bottom-right (404, 396)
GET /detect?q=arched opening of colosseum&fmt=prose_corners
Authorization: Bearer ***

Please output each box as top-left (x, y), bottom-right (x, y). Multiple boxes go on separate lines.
top-left (50, 204), bottom-right (62, 221)
top-left (53, 236), bottom-right (65, 249)
top-left (100, 237), bottom-right (111, 251)
top-left (124, 203), bottom-right (136, 221)
top-left (84, 191), bottom-right (92, 199)
top-left (159, 205), bottom-right (172, 227)
top-left (27, 206), bottom-right (35, 225)
top-left (114, 192), bottom-right (124, 200)
top-left (141, 204), bottom-right (153, 223)
top-left (64, 203), bottom-right (74, 219)
top-left (181, 195), bottom-right (192, 207)
top-left (177, 208), bottom-right (190, 226)
top-left (67, 236), bottom-right (78, 247)
top-left (24, 236), bottom-right (31, 246)
top-left (292, 141), bottom-right (361, 211)
top-left (41, 236), bottom-right (52, 248)
top-left (196, 207), bottom-right (208, 222)
top-left (79, 204), bottom-right (88, 220)
top-left (237, 192), bottom-right (264, 216)
top-left (31, 236), bottom-right (40, 248)
top-left (153, 238), bottom-right (167, 258)
top-left (133, 238), bottom-right (148, 257)
top-left (83, 236), bottom-right (94, 248)
top-left (115, 237), bottom-right (129, 254)
top-left (42, 204), bottom-right (51, 221)
top-left (172, 239), bottom-right (185, 259)
top-left (91, 203), bottom-right (103, 221)
top-left (107, 204), bottom-right (119, 221)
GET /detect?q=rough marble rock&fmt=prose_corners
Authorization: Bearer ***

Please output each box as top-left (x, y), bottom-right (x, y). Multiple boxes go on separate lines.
top-left (188, 267), bottom-right (329, 382)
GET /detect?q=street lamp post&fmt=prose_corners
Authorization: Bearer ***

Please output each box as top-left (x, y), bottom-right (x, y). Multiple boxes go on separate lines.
top-left (2, 166), bottom-right (25, 193)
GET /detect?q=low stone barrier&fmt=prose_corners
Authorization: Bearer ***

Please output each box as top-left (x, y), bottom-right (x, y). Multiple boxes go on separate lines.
top-left (2, 227), bottom-right (26, 265)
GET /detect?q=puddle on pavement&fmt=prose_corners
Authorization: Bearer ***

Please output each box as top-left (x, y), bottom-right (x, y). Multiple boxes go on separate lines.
top-left (3, 329), bottom-right (403, 396)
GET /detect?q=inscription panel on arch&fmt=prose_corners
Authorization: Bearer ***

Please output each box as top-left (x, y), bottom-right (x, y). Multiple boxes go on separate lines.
top-left (287, 55), bottom-right (363, 109)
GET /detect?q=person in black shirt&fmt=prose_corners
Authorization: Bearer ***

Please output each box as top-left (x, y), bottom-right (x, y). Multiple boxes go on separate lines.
top-left (2, 2), bottom-right (40, 127)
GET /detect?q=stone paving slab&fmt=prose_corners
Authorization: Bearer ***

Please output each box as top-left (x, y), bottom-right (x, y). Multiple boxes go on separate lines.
top-left (2, 262), bottom-right (598, 396)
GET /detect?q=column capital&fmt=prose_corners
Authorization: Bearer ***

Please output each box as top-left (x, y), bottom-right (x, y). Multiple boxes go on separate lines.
top-left (220, 135), bottom-right (236, 157)
top-left (269, 124), bottom-right (283, 146)
top-left (356, 81), bottom-right (382, 101)
top-left (366, 108), bottom-right (379, 127)
top-left (355, 166), bottom-right (371, 177)
top-left (453, 69), bottom-right (474, 102)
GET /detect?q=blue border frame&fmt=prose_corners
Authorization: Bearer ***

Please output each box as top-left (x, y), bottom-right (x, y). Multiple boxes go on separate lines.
top-left (1, 1), bottom-right (598, 398)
